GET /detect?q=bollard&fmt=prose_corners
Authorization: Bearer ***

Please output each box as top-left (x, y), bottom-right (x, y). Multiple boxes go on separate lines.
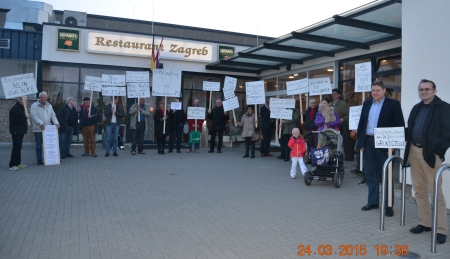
top-left (431, 164), bottom-right (450, 253)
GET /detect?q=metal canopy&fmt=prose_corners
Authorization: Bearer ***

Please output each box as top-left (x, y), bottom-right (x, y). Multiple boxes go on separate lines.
top-left (206, 0), bottom-right (402, 75)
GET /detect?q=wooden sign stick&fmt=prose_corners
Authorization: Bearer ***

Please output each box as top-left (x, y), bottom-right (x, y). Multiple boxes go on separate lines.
top-left (360, 92), bottom-right (365, 172)
top-left (137, 98), bottom-right (140, 122)
top-left (275, 118), bottom-right (279, 141)
top-left (255, 104), bottom-right (258, 128)
top-left (195, 119), bottom-right (198, 132)
top-left (163, 96), bottom-right (167, 134)
top-left (88, 90), bottom-right (93, 115)
top-left (232, 109), bottom-right (237, 127)
top-left (22, 96), bottom-right (31, 126)
top-left (299, 94), bottom-right (304, 124)
top-left (278, 119), bottom-right (282, 139)
top-left (209, 91), bottom-right (212, 111)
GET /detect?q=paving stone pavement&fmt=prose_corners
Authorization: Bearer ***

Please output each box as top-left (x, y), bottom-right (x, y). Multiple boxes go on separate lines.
top-left (1, 143), bottom-right (449, 259)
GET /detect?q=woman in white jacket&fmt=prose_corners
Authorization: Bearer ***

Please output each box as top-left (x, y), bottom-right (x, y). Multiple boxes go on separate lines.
top-left (237, 106), bottom-right (256, 158)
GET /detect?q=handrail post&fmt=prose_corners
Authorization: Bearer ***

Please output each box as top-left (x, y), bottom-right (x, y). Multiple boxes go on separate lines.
top-left (400, 166), bottom-right (406, 226)
top-left (380, 155), bottom-right (404, 230)
top-left (431, 164), bottom-right (450, 253)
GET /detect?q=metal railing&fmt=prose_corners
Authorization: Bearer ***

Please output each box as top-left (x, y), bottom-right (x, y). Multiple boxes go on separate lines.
top-left (431, 164), bottom-right (450, 253)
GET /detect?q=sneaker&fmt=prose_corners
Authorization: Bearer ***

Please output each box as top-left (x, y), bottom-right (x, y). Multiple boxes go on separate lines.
top-left (17, 164), bottom-right (27, 169)
top-left (131, 151), bottom-right (136, 155)
top-left (113, 153), bottom-right (118, 157)
top-left (9, 166), bottom-right (19, 171)
top-left (358, 179), bottom-right (366, 185)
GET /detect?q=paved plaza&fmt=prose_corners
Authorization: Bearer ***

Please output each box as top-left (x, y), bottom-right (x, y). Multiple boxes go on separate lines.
top-left (1, 143), bottom-right (449, 259)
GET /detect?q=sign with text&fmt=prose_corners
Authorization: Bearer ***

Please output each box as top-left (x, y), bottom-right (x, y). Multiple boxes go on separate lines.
top-left (270, 109), bottom-right (293, 120)
top-left (1, 73), bottom-right (37, 99)
top-left (187, 107), bottom-right (206, 120)
top-left (349, 105), bottom-right (362, 130)
top-left (57, 28), bottom-right (80, 51)
top-left (127, 83), bottom-right (150, 98)
top-left (223, 96), bottom-right (239, 111)
top-left (309, 77), bottom-right (332, 96)
top-left (152, 69), bottom-right (182, 97)
top-left (171, 102), bottom-right (182, 110)
top-left (84, 76), bottom-right (103, 91)
top-left (218, 46), bottom-right (235, 60)
top-left (286, 78), bottom-right (309, 95)
top-left (43, 125), bottom-right (60, 166)
top-left (203, 81), bottom-right (220, 91)
top-left (374, 127), bottom-right (406, 149)
top-left (355, 62), bottom-right (372, 92)
top-left (270, 98), bottom-right (295, 109)
top-left (245, 81), bottom-right (265, 105)
top-left (223, 76), bottom-right (237, 100)
top-left (102, 74), bottom-right (126, 86)
top-left (102, 86), bottom-right (126, 96)
top-left (126, 71), bottom-right (149, 83)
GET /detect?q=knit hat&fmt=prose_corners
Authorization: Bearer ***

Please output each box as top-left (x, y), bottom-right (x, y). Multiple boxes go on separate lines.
top-left (292, 128), bottom-right (300, 135)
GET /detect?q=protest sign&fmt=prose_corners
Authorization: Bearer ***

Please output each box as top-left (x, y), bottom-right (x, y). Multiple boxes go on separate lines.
top-left (355, 62), bottom-right (372, 92)
top-left (43, 125), bottom-right (60, 166)
top-left (374, 127), bottom-right (406, 149)
top-left (245, 81), bottom-right (265, 105)
top-left (270, 109), bottom-right (293, 120)
top-left (152, 69), bottom-right (182, 97)
top-left (84, 76), bottom-right (103, 91)
top-left (1, 73), bottom-right (37, 99)
top-left (203, 81), bottom-right (220, 91)
top-left (171, 102), bottom-right (182, 110)
top-left (349, 105), bottom-right (362, 130)
top-left (270, 98), bottom-right (295, 109)
top-left (224, 76), bottom-right (237, 90)
top-left (309, 77), bottom-right (332, 96)
top-left (187, 107), bottom-right (206, 120)
top-left (222, 96), bottom-right (239, 111)
top-left (102, 74), bottom-right (126, 86)
top-left (127, 83), bottom-right (150, 98)
top-left (126, 71), bottom-right (149, 83)
top-left (102, 87), bottom-right (126, 96)
top-left (286, 78), bottom-right (309, 95)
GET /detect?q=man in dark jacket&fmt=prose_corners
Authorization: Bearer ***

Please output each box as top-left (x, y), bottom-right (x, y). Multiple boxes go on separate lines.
top-left (260, 98), bottom-right (274, 157)
top-left (168, 98), bottom-right (185, 153)
top-left (104, 96), bottom-right (125, 157)
top-left (9, 97), bottom-right (29, 171)
top-left (57, 96), bottom-right (79, 159)
top-left (79, 97), bottom-right (98, 157)
top-left (403, 79), bottom-right (450, 244)
top-left (208, 99), bottom-right (229, 153)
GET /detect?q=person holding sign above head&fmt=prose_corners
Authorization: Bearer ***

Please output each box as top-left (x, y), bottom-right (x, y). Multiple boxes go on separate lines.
top-left (79, 97), bottom-right (98, 157)
top-left (260, 98), bottom-right (275, 157)
top-left (236, 106), bottom-right (256, 158)
top-left (9, 97), bottom-right (29, 171)
top-left (168, 98), bottom-right (185, 153)
top-left (154, 100), bottom-right (170, 154)
top-left (129, 98), bottom-right (150, 155)
top-left (30, 92), bottom-right (60, 165)
top-left (208, 99), bottom-right (229, 153)
top-left (186, 99), bottom-right (204, 153)
top-left (57, 97), bottom-right (79, 159)
top-left (357, 81), bottom-right (404, 217)
top-left (403, 79), bottom-right (450, 244)
top-left (104, 96), bottom-right (125, 157)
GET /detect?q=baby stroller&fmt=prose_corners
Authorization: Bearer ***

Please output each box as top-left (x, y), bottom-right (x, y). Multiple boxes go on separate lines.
top-left (303, 128), bottom-right (344, 188)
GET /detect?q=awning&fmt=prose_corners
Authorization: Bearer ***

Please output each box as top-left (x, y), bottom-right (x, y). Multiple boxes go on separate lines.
top-left (206, 0), bottom-right (402, 74)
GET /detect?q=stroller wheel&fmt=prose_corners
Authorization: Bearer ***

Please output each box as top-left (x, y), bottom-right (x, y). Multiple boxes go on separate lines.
top-left (334, 171), bottom-right (342, 188)
top-left (304, 171), bottom-right (313, 186)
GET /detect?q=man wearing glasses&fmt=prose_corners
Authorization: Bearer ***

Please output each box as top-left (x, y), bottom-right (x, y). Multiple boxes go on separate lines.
top-left (403, 79), bottom-right (450, 244)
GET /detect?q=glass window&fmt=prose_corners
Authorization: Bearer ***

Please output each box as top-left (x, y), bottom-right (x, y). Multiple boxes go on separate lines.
top-left (0, 60), bottom-right (36, 99)
top-left (42, 66), bottom-right (79, 83)
top-left (264, 78), bottom-right (277, 92)
top-left (375, 54), bottom-right (401, 72)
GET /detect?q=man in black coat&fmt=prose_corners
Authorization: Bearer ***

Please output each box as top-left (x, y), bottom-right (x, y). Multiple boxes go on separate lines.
top-left (208, 99), bottom-right (229, 153)
top-left (9, 97), bottom-right (29, 171)
top-left (57, 96), bottom-right (79, 159)
top-left (168, 98), bottom-right (185, 153)
top-left (260, 98), bottom-right (274, 157)
top-left (403, 79), bottom-right (450, 244)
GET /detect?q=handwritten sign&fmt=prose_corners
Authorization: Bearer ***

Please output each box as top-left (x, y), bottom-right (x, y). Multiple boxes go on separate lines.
top-left (223, 96), bottom-right (239, 111)
top-left (102, 74), bottom-right (126, 86)
top-left (152, 69), bottom-right (182, 97)
top-left (102, 86), bottom-right (126, 96)
top-left (43, 125), bottom-right (60, 165)
top-left (187, 107), bottom-right (206, 120)
top-left (224, 76), bottom-right (237, 89)
top-left (270, 98), bottom-right (295, 109)
top-left (355, 62), bottom-right (372, 92)
top-left (171, 102), bottom-right (182, 110)
top-left (246, 81), bottom-right (265, 105)
top-left (1, 73), bottom-right (37, 99)
top-left (127, 83), bottom-right (150, 98)
top-left (349, 105), bottom-right (362, 130)
top-left (223, 87), bottom-right (236, 100)
top-left (84, 76), bottom-right (103, 91)
top-left (374, 127), bottom-right (406, 149)
top-left (309, 77), bottom-right (332, 96)
top-left (270, 109), bottom-right (293, 120)
top-left (286, 78), bottom-right (309, 95)
top-left (203, 81), bottom-right (220, 91)
top-left (126, 71), bottom-right (149, 83)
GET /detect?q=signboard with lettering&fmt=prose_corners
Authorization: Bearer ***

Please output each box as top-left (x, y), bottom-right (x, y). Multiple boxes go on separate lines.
top-left (84, 76), bottom-right (103, 92)
top-left (309, 77), bottom-right (332, 96)
top-left (270, 109), bottom-right (293, 120)
top-left (171, 102), bottom-right (182, 110)
top-left (218, 46), bottom-right (235, 60)
top-left (57, 28), bottom-right (80, 51)
top-left (223, 76), bottom-right (237, 100)
top-left (374, 127), bottom-right (406, 149)
top-left (223, 96), bottom-right (239, 111)
top-left (270, 98), bottom-right (295, 109)
top-left (203, 81), bottom-right (220, 91)
top-left (127, 83), bottom-right (150, 98)
top-left (152, 69), bottom-right (182, 97)
top-left (102, 86), bottom-right (126, 96)
top-left (355, 62), bottom-right (372, 92)
top-left (43, 125), bottom-right (60, 165)
top-left (1, 73), bottom-right (37, 99)
top-left (187, 107), bottom-right (206, 120)
top-left (245, 81), bottom-right (265, 105)
top-left (126, 71), bottom-right (150, 83)
top-left (102, 74), bottom-right (126, 86)
top-left (349, 105), bottom-right (362, 130)
top-left (286, 78), bottom-right (309, 95)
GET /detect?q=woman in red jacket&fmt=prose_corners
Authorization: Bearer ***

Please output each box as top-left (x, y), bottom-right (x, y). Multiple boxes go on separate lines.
top-left (288, 128), bottom-right (308, 179)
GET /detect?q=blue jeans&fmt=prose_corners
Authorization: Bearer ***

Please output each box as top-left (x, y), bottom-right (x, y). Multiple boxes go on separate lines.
top-left (59, 127), bottom-right (74, 157)
top-left (34, 132), bottom-right (43, 161)
top-left (188, 130), bottom-right (200, 151)
top-left (105, 123), bottom-right (119, 154)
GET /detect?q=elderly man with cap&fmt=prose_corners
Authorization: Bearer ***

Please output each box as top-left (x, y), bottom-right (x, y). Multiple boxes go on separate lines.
top-left (79, 97), bottom-right (98, 157)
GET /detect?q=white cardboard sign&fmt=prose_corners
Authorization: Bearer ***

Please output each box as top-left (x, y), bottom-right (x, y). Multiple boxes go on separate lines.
top-left (270, 98), bottom-right (295, 109)
top-left (84, 76), bottom-right (103, 91)
top-left (224, 76), bottom-right (237, 90)
top-left (203, 81), bottom-right (220, 91)
top-left (102, 74), bottom-right (126, 86)
top-left (1, 73), bottom-right (37, 99)
top-left (309, 77), bottom-right (332, 96)
top-left (355, 62), bottom-right (372, 92)
top-left (126, 71), bottom-right (150, 83)
top-left (222, 96), bottom-right (239, 111)
top-left (171, 102), bottom-right (182, 110)
top-left (187, 107), bottom-right (206, 120)
top-left (43, 125), bottom-right (60, 166)
top-left (349, 105), bottom-right (363, 130)
top-left (245, 80), bottom-right (265, 105)
top-left (127, 83), bottom-right (150, 98)
top-left (374, 127), bottom-right (406, 149)
top-left (270, 109), bottom-right (293, 120)
top-left (286, 78), bottom-right (309, 95)
top-left (152, 69), bottom-right (182, 97)
top-left (102, 86), bottom-right (127, 96)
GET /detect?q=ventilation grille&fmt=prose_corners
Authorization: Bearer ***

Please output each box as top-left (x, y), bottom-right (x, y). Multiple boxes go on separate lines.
top-left (0, 39), bottom-right (10, 49)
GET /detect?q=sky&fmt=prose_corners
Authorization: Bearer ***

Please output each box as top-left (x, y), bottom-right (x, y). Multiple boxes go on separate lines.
top-left (39, 0), bottom-right (376, 38)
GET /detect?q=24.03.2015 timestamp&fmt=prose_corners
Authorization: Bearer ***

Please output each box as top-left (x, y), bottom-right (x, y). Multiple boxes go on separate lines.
top-left (297, 244), bottom-right (409, 256)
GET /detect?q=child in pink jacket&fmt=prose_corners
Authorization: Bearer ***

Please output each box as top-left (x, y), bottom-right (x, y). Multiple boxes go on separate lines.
top-left (287, 128), bottom-right (308, 179)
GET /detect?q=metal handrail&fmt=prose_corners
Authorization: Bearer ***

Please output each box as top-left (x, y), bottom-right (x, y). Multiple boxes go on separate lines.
top-left (431, 164), bottom-right (450, 253)
top-left (380, 155), bottom-right (407, 230)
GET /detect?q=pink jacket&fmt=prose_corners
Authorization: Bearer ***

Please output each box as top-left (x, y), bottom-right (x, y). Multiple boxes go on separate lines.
top-left (288, 137), bottom-right (306, 158)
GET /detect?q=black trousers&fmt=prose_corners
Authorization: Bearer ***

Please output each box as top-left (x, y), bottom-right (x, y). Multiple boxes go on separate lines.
top-left (156, 135), bottom-right (166, 151)
top-left (10, 133), bottom-right (24, 167)
top-left (280, 134), bottom-right (291, 159)
top-left (244, 137), bottom-right (255, 156)
top-left (260, 128), bottom-right (272, 155)
top-left (210, 129), bottom-right (224, 151)
top-left (168, 125), bottom-right (183, 151)
top-left (132, 122), bottom-right (145, 152)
